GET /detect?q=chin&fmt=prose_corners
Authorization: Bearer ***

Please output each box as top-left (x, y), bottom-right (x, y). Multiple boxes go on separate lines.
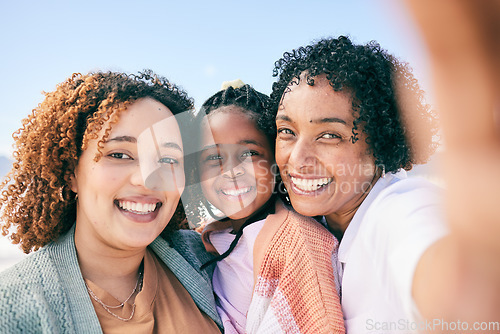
top-left (226, 211), bottom-right (251, 220)
top-left (289, 201), bottom-right (324, 217)
top-left (124, 230), bottom-right (163, 248)
top-left (224, 206), bottom-right (254, 220)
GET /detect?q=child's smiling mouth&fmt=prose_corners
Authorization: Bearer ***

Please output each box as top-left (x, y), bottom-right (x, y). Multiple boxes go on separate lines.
top-left (216, 184), bottom-right (257, 203)
top-left (220, 186), bottom-right (253, 197)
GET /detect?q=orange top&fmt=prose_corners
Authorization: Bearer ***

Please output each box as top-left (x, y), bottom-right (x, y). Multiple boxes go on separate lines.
top-left (86, 248), bottom-right (220, 333)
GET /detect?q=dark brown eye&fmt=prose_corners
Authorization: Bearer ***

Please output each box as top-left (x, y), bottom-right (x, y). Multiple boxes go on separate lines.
top-left (321, 133), bottom-right (341, 139)
top-left (277, 128), bottom-right (294, 136)
top-left (109, 152), bottom-right (132, 160)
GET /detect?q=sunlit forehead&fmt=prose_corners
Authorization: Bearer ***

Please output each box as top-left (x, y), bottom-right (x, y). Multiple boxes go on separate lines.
top-left (278, 77), bottom-right (355, 131)
top-left (139, 116), bottom-right (183, 152)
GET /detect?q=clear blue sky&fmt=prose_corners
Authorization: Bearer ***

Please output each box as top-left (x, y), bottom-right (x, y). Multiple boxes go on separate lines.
top-left (0, 0), bottom-right (432, 156)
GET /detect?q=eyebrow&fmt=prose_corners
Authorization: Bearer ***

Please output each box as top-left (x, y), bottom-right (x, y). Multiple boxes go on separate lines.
top-left (315, 117), bottom-right (347, 125)
top-left (106, 136), bottom-right (182, 152)
top-left (276, 115), bottom-right (292, 122)
top-left (162, 142), bottom-right (183, 152)
top-left (105, 136), bottom-right (136, 143)
top-left (276, 114), bottom-right (347, 125)
top-left (200, 144), bottom-right (218, 152)
top-left (239, 139), bottom-right (266, 147)
top-left (200, 140), bottom-right (265, 152)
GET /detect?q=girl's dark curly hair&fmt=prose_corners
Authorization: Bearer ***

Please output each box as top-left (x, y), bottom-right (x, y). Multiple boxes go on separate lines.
top-left (0, 70), bottom-right (194, 253)
top-left (201, 84), bottom-right (272, 143)
top-left (183, 84), bottom-right (273, 228)
top-left (263, 36), bottom-right (439, 173)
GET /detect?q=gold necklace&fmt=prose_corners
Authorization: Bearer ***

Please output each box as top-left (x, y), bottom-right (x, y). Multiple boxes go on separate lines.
top-left (85, 267), bottom-right (144, 322)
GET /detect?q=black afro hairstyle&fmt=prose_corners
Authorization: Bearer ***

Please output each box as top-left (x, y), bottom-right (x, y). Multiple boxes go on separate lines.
top-left (200, 84), bottom-right (273, 145)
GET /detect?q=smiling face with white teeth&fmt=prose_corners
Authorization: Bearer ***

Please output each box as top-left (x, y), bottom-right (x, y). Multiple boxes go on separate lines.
top-left (276, 74), bottom-right (379, 231)
top-left (199, 107), bottom-right (275, 222)
top-left (71, 98), bottom-right (185, 250)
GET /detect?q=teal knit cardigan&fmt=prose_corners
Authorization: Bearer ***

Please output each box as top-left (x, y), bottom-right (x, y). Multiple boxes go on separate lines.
top-left (0, 226), bottom-right (222, 333)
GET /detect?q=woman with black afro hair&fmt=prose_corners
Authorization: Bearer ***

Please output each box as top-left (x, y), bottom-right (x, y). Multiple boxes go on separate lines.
top-left (264, 36), bottom-right (449, 332)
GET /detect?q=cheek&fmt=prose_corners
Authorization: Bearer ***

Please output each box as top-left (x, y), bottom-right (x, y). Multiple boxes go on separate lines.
top-left (174, 172), bottom-right (186, 194)
top-left (353, 147), bottom-right (376, 176)
top-left (275, 146), bottom-right (288, 169)
top-left (163, 189), bottom-right (182, 205)
top-left (253, 174), bottom-right (275, 202)
top-left (200, 163), bottom-right (222, 178)
top-left (200, 177), bottom-right (218, 203)
top-left (85, 169), bottom-right (119, 194)
top-left (331, 155), bottom-right (375, 181)
top-left (255, 171), bottom-right (272, 190)
top-left (254, 160), bottom-right (274, 180)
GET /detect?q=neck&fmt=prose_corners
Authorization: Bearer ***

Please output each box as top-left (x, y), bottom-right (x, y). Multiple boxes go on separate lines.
top-left (228, 194), bottom-right (276, 232)
top-left (324, 204), bottom-right (361, 241)
top-left (230, 217), bottom-right (247, 232)
top-left (325, 173), bottom-right (381, 240)
top-left (74, 224), bottom-right (145, 301)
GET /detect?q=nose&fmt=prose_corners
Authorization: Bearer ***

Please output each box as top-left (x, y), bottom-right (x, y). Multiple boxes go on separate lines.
top-left (287, 138), bottom-right (317, 172)
top-left (221, 156), bottom-right (246, 179)
top-left (130, 161), bottom-right (148, 188)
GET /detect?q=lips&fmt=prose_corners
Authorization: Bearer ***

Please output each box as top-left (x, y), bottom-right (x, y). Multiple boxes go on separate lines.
top-left (114, 198), bottom-right (163, 223)
top-left (117, 200), bottom-right (161, 215)
top-left (290, 176), bottom-right (333, 192)
top-left (220, 186), bottom-right (252, 196)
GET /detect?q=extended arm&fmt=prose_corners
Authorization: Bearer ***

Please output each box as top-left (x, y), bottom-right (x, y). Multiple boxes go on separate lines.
top-left (406, 0), bottom-right (500, 326)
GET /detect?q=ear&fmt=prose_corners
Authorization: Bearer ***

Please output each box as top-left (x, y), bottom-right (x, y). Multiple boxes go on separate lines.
top-left (70, 171), bottom-right (78, 193)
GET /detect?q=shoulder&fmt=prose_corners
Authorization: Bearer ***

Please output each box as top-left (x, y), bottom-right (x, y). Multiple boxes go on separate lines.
top-left (157, 230), bottom-right (216, 275)
top-left (353, 175), bottom-right (447, 317)
top-left (268, 201), bottom-right (336, 245)
top-left (371, 174), bottom-right (443, 214)
top-left (0, 247), bottom-right (73, 332)
top-left (255, 200), bottom-right (337, 265)
top-left (349, 174), bottom-right (448, 288)
top-left (168, 229), bottom-right (214, 263)
top-left (357, 174), bottom-right (446, 237)
top-left (151, 232), bottom-right (222, 328)
top-left (356, 174), bottom-right (444, 236)
top-left (253, 202), bottom-right (338, 288)
top-left (0, 247), bottom-right (54, 287)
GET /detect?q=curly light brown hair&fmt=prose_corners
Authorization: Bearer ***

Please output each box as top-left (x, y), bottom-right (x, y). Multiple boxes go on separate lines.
top-left (0, 70), bottom-right (194, 253)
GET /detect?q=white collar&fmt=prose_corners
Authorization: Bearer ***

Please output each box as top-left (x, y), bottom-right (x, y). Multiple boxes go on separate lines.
top-left (337, 170), bottom-right (407, 264)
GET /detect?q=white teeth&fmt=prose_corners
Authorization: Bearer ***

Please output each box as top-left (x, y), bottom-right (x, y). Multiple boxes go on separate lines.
top-left (221, 187), bottom-right (252, 196)
top-left (290, 177), bottom-right (332, 192)
top-left (118, 201), bottom-right (157, 214)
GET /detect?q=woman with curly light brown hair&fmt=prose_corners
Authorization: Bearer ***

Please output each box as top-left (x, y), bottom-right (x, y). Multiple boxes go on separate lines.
top-left (0, 70), bottom-right (222, 333)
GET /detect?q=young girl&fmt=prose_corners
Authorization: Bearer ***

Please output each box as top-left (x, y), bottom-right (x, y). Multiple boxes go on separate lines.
top-left (185, 81), bottom-right (345, 334)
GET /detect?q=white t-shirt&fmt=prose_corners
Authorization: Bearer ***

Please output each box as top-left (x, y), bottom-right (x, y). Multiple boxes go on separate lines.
top-left (336, 171), bottom-right (448, 333)
top-left (209, 219), bottom-right (266, 334)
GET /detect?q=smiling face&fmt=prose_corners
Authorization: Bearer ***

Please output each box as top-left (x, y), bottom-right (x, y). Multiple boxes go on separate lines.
top-left (199, 107), bottom-right (275, 221)
top-left (71, 97), bottom-right (184, 251)
top-left (275, 75), bottom-right (378, 229)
